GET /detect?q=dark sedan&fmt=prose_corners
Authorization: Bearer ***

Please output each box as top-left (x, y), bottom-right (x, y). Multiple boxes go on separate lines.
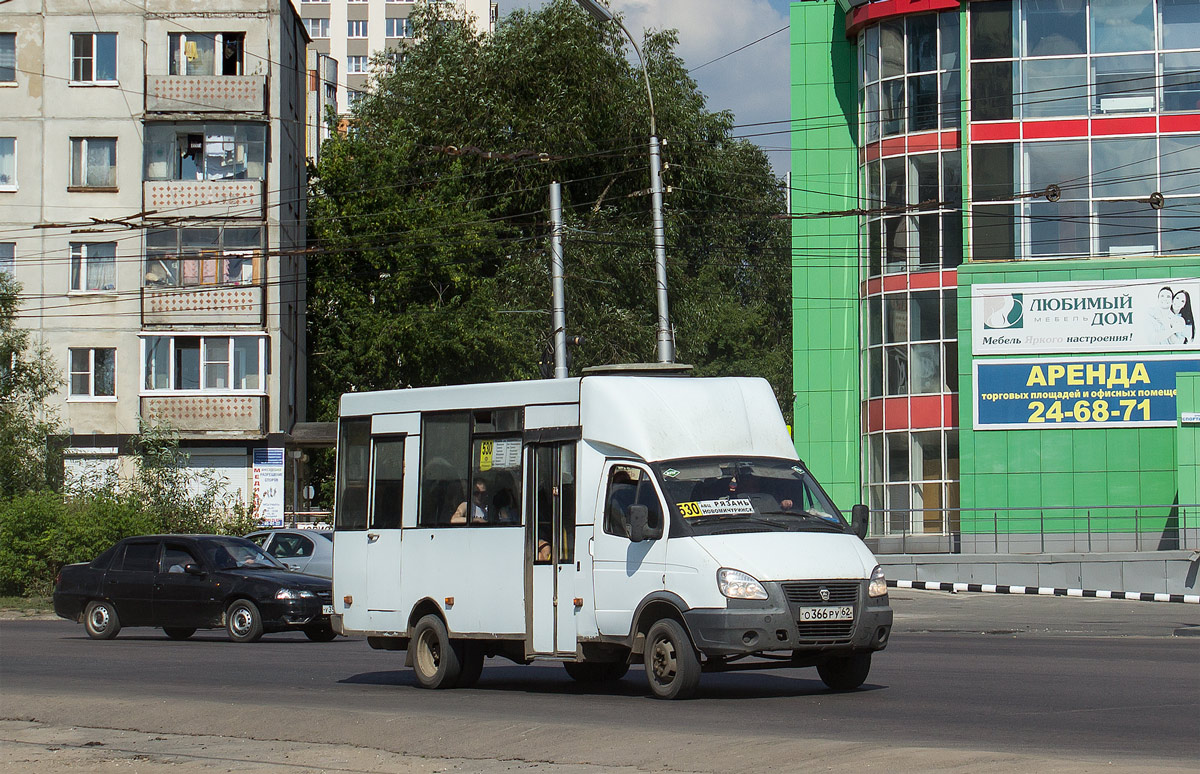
top-left (53, 535), bottom-right (336, 643)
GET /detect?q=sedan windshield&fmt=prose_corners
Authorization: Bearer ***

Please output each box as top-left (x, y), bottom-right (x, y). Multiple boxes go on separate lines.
top-left (656, 457), bottom-right (848, 536)
top-left (201, 538), bottom-right (287, 571)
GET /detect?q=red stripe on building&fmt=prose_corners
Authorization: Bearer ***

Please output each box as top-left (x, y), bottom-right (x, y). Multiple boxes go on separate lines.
top-left (907, 131), bottom-right (941, 154)
top-left (883, 398), bottom-right (910, 430)
top-left (940, 269), bottom-right (957, 287)
top-left (908, 270), bottom-right (942, 290)
top-left (879, 136), bottom-right (907, 158)
top-left (939, 130), bottom-right (960, 149)
top-left (846, 0), bottom-right (961, 37)
top-left (1091, 116), bottom-right (1156, 136)
top-left (1022, 119), bottom-right (1089, 139)
top-left (1160, 113), bottom-right (1200, 134)
top-left (971, 122), bottom-right (1020, 142)
top-left (866, 399), bottom-right (885, 433)
top-left (909, 396), bottom-right (943, 428)
top-left (943, 394), bottom-right (959, 427)
top-left (882, 274), bottom-right (908, 293)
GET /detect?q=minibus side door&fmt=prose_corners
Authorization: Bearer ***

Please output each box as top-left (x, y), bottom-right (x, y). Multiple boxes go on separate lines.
top-left (364, 433), bottom-right (407, 631)
top-left (590, 461), bottom-right (669, 637)
top-left (527, 442), bottom-right (578, 655)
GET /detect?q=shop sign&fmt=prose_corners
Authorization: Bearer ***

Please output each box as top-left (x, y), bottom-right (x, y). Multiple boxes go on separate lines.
top-left (974, 356), bottom-right (1200, 429)
top-left (972, 279), bottom-right (1200, 355)
top-left (252, 447), bottom-right (285, 527)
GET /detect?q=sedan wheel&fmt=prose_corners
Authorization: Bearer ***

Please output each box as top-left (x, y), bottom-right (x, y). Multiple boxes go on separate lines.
top-left (303, 624), bottom-right (337, 642)
top-left (226, 600), bottom-right (264, 643)
top-left (163, 627), bottom-right (196, 640)
top-left (84, 600), bottom-right (121, 640)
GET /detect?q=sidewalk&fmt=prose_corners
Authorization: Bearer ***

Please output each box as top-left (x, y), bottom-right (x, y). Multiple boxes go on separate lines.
top-left (890, 587), bottom-right (1200, 637)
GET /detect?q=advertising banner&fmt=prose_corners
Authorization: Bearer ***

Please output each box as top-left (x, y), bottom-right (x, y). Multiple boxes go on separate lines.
top-left (252, 447), bottom-right (286, 527)
top-left (975, 356), bottom-right (1200, 429)
top-left (972, 279), bottom-right (1200, 355)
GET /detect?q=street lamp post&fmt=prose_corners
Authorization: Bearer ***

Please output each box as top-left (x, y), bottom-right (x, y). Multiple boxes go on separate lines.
top-left (575, 0), bottom-right (674, 363)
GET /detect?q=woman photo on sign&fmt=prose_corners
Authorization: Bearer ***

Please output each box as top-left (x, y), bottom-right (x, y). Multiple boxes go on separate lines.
top-left (1168, 289), bottom-right (1194, 345)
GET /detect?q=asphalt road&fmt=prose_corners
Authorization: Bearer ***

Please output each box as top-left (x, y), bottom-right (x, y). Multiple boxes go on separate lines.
top-left (2, 591), bottom-right (1198, 773)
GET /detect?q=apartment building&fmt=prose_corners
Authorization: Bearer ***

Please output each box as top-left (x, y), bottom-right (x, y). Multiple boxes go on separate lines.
top-left (298, 0), bottom-right (497, 111)
top-left (1, 0), bottom-right (310, 501)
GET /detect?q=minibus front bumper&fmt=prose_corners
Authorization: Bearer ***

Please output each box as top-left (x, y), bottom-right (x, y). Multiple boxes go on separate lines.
top-left (682, 580), bottom-right (892, 657)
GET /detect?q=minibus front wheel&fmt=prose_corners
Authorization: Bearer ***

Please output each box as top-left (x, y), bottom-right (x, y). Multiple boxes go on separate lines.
top-left (411, 614), bottom-right (462, 689)
top-left (644, 619), bottom-right (701, 700)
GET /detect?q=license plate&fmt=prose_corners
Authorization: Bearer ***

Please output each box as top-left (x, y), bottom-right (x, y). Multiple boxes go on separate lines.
top-left (798, 605), bottom-right (854, 622)
top-left (321, 605), bottom-right (334, 615)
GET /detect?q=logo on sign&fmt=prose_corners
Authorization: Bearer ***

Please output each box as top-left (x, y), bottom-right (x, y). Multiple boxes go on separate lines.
top-left (819, 587), bottom-right (831, 602)
top-left (984, 293), bottom-right (1023, 330)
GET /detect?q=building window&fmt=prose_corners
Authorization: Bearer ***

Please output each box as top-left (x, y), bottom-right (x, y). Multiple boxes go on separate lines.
top-left (143, 226), bottom-right (262, 287)
top-left (303, 18), bottom-right (330, 39)
top-left (142, 335), bottom-right (265, 392)
top-left (0, 243), bottom-right (13, 276)
top-left (347, 55), bottom-right (368, 73)
top-left (69, 243), bottom-right (116, 292)
top-left (71, 32), bottom-right (117, 83)
top-left (70, 137), bottom-right (117, 189)
top-left (0, 137), bottom-right (14, 190)
top-left (168, 32), bottom-right (244, 76)
top-left (386, 17), bottom-right (411, 38)
top-left (346, 89), bottom-right (364, 108)
top-left (348, 20), bottom-right (368, 38)
top-left (143, 123), bottom-right (267, 181)
top-left (69, 348), bottom-right (116, 398)
top-left (0, 33), bottom-right (15, 82)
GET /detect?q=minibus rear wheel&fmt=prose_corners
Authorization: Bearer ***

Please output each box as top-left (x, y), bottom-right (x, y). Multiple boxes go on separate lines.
top-left (411, 614), bottom-right (462, 689)
top-left (644, 619), bottom-right (701, 699)
top-left (817, 653), bottom-right (872, 691)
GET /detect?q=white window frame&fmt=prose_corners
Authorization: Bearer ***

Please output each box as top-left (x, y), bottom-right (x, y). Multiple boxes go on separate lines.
top-left (0, 242), bottom-right (14, 276)
top-left (70, 137), bottom-right (118, 189)
top-left (0, 137), bottom-right (15, 191)
top-left (0, 33), bottom-right (15, 83)
top-left (140, 333), bottom-right (267, 396)
top-left (385, 18), bottom-right (411, 38)
top-left (168, 32), bottom-right (244, 77)
top-left (348, 20), bottom-right (369, 38)
top-left (69, 242), bottom-right (117, 293)
top-left (68, 347), bottom-right (117, 401)
top-left (304, 18), bottom-right (330, 39)
top-left (347, 55), bottom-right (368, 74)
top-left (70, 32), bottom-right (117, 85)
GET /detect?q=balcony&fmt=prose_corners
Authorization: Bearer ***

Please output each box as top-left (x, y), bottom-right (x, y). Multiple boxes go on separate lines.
top-left (145, 75), bottom-right (266, 113)
top-left (142, 284), bottom-right (264, 326)
top-left (141, 394), bottom-right (266, 437)
top-left (143, 179), bottom-right (264, 219)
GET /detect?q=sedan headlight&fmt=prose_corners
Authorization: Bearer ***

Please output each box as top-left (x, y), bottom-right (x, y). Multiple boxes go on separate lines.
top-left (717, 568), bottom-right (768, 600)
top-left (868, 565), bottom-right (888, 598)
top-left (276, 588), bottom-right (317, 600)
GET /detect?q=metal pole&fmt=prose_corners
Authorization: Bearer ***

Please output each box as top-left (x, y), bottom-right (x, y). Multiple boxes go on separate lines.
top-left (648, 135), bottom-right (673, 363)
top-left (549, 181), bottom-right (569, 379)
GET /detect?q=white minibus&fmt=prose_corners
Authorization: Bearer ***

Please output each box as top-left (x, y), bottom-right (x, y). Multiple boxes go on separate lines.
top-left (330, 367), bottom-right (892, 699)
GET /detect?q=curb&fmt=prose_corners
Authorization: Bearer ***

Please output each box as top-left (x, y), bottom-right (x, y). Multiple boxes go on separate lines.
top-left (889, 579), bottom-right (1200, 604)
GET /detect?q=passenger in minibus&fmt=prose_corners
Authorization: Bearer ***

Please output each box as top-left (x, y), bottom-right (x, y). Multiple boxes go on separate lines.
top-left (452, 480), bottom-right (489, 524)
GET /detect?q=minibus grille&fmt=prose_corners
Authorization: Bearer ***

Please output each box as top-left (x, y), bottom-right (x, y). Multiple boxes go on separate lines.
top-left (781, 581), bottom-right (860, 642)
top-left (780, 581), bottom-right (859, 606)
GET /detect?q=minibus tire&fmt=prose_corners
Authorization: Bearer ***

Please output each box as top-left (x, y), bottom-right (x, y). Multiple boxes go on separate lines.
top-left (411, 615), bottom-right (462, 689)
top-left (563, 661), bottom-right (630, 683)
top-left (644, 619), bottom-right (701, 700)
top-left (817, 653), bottom-right (872, 691)
top-left (455, 642), bottom-right (485, 688)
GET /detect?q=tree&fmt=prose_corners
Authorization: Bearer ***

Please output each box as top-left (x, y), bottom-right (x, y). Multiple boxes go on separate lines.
top-left (0, 273), bottom-right (63, 497)
top-left (308, 0), bottom-right (791, 428)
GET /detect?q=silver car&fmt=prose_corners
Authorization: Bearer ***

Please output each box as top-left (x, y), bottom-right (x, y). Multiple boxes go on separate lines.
top-left (244, 529), bottom-right (333, 578)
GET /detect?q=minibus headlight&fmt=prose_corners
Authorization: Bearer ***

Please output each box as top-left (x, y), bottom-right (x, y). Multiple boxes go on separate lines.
top-left (868, 565), bottom-right (888, 598)
top-left (717, 568), bottom-right (768, 600)
top-left (276, 588), bottom-right (316, 600)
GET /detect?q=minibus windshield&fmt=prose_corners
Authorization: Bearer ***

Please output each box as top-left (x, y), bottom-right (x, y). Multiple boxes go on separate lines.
top-left (655, 458), bottom-right (848, 536)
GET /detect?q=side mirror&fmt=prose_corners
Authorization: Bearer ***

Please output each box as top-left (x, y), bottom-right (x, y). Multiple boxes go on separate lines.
top-left (628, 504), bottom-right (663, 542)
top-left (850, 504), bottom-right (869, 540)
top-left (184, 563), bottom-right (205, 576)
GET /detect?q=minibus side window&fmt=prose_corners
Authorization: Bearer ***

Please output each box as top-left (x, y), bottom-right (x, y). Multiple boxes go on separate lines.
top-left (470, 435), bottom-right (522, 526)
top-left (371, 438), bottom-right (404, 529)
top-left (419, 412), bottom-right (471, 527)
top-left (603, 465), bottom-right (661, 539)
top-left (335, 417), bottom-right (371, 531)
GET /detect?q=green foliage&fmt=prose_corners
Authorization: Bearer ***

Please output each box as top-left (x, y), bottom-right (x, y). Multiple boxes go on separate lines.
top-left (308, 0), bottom-right (791, 438)
top-left (0, 273), bottom-right (64, 497)
top-left (0, 422), bottom-right (259, 596)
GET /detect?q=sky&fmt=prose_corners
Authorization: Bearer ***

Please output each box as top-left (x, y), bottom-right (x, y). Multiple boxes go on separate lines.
top-left (508, 0), bottom-right (793, 175)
